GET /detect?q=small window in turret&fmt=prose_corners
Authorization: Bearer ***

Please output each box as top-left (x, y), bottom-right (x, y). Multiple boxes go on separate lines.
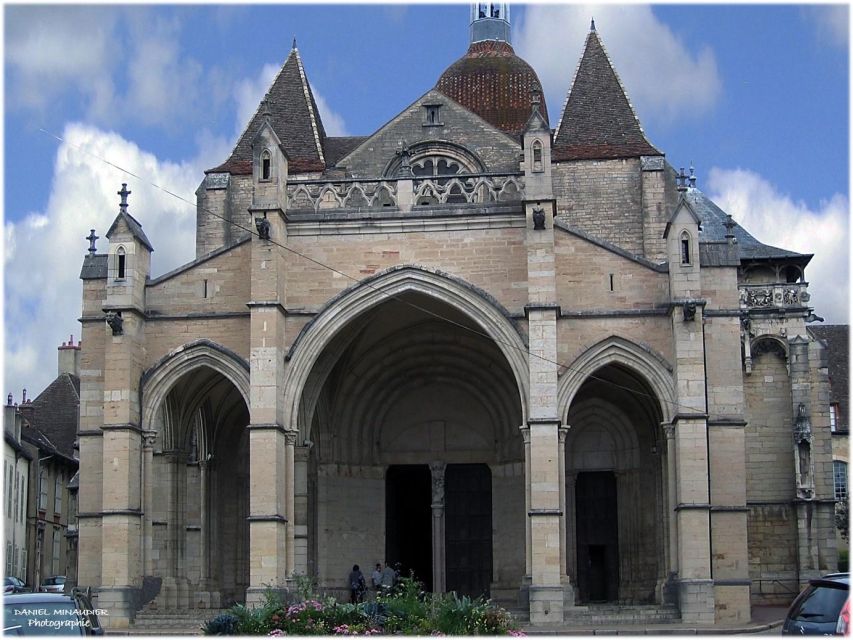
top-left (117, 246), bottom-right (126, 280)
top-left (261, 150), bottom-right (272, 181)
top-left (680, 232), bottom-right (691, 265)
top-left (532, 140), bottom-right (543, 172)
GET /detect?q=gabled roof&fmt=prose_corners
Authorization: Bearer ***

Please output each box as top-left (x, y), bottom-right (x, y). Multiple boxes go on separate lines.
top-left (106, 211), bottom-right (153, 252)
top-left (21, 373), bottom-right (80, 460)
top-left (663, 195), bottom-right (702, 238)
top-left (808, 325), bottom-right (849, 426)
top-left (685, 186), bottom-right (811, 264)
top-left (210, 45), bottom-right (327, 175)
top-left (553, 27), bottom-right (660, 161)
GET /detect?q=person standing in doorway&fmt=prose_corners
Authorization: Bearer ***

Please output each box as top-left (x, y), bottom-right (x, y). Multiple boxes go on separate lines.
top-left (348, 564), bottom-right (366, 604)
top-left (371, 563), bottom-right (383, 591)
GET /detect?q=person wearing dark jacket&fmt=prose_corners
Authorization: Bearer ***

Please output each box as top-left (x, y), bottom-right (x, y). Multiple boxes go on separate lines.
top-left (348, 564), bottom-right (366, 603)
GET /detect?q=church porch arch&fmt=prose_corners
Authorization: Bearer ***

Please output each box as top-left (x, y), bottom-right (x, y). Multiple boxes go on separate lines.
top-left (282, 267), bottom-right (528, 600)
top-left (139, 341), bottom-right (251, 609)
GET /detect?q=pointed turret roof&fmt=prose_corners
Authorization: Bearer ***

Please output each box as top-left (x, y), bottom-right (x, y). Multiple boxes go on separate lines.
top-left (553, 27), bottom-right (660, 160)
top-left (210, 44), bottom-right (327, 175)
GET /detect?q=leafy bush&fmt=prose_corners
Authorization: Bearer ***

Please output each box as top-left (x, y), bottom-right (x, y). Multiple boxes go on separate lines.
top-left (202, 575), bottom-right (522, 635)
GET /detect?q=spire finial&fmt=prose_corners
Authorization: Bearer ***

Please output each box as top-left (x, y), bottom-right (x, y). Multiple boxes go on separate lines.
top-left (86, 229), bottom-right (99, 254)
top-left (261, 98), bottom-right (271, 121)
top-left (689, 163), bottom-right (697, 188)
top-left (118, 183), bottom-right (131, 214)
top-left (590, 17), bottom-right (596, 32)
top-left (292, 36), bottom-right (297, 50)
top-left (530, 82), bottom-right (541, 113)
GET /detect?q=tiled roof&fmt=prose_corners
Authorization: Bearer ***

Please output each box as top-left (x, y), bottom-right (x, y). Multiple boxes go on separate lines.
top-left (553, 29), bottom-right (659, 160)
top-left (210, 46), bottom-right (326, 175)
top-left (436, 40), bottom-right (549, 136)
top-left (106, 211), bottom-right (154, 252)
top-left (325, 137), bottom-right (368, 168)
top-left (80, 254), bottom-right (108, 280)
top-left (21, 373), bottom-right (79, 460)
top-left (5, 432), bottom-right (33, 460)
top-left (686, 187), bottom-right (811, 264)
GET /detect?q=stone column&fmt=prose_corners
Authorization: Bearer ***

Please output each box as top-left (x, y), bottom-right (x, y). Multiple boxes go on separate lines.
top-left (285, 430), bottom-right (297, 576)
top-left (662, 422), bottom-right (678, 602)
top-left (293, 444), bottom-right (312, 575)
top-left (142, 431), bottom-right (156, 576)
top-left (557, 426), bottom-right (572, 606)
top-left (429, 462), bottom-right (447, 593)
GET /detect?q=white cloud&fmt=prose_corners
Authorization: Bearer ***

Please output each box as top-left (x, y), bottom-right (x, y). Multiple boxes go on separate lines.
top-left (515, 5), bottom-right (722, 131)
top-left (4, 124), bottom-right (203, 402)
top-left (5, 6), bottom-right (119, 113)
top-left (805, 5), bottom-right (849, 49)
top-left (314, 91), bottom-right (349, 137)
top-left (706, 167), bottom-right (850, 324)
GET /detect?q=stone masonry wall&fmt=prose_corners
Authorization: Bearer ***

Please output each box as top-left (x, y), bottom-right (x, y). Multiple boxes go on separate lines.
top-left (553, 158), bottom-right (644, 255)
top-left (744, 351), bottom-right (798, 602)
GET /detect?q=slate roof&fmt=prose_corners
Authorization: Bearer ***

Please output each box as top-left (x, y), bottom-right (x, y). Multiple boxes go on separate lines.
top-left (808, 325), bottom-right (849, 431)
top-left (80, 254), bottom-right (108, 280)
top-left (210, 46), bottom-right (327, 175)
top-left (325, 136), bottom-right (369, 169)
top-left (436, 40), bottom-right (549, 137)
top-left (106, 211), bottom-right (154, 252)
top-left (5, 432), bottom-right (33, 461)
top-left (20, 373), bottom-right (80, 461)
top-left (686, 187), bottom-right (811, 264)
top-left (553, 28), bottom-right (660, 161)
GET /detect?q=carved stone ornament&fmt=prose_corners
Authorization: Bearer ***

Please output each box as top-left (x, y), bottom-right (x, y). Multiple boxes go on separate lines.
top-left (106, 311), bottom-right (124, 336)
top-left (682, 301), bottom-right (697, 322)
top-left (430, 463), bottom-right (446, 504)
top-left (532, 204), bottom-right (546, 230)
top-left (255, 214), bottom-right (271, 240)
top-left (751, 338), bottom-right (787, 360)
top-left (793, 403), bottom-right (812, 444)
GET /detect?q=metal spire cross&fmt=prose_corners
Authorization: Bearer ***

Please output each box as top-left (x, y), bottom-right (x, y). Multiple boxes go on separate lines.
top-left (86, 229), bottom-right (99, 254)
top-left (118, 183), bottom-right (131, 214)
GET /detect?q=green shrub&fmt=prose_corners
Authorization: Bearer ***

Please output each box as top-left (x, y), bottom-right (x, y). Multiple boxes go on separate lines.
top-left (200, 613), bottom-right (238, 635)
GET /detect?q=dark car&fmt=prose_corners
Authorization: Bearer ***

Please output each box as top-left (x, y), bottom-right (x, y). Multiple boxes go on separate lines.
top-left (38, 577), bottom-right (66, 594)
top-left (4, 577), bottom-right (30, 595)
top-left (782, 572), bottom-right (849, 635)
top-left (3, 591), bottom-right (104, 635)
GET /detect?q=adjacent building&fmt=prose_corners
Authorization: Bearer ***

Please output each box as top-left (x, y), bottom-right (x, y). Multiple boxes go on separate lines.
top-left (75, 6), bottom-right (839, 628)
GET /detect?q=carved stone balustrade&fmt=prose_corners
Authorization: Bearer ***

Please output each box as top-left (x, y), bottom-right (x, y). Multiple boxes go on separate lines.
top-left (738, 282), bottom-right (810, 311)
top-left (285, 173), bottom-right (525, 213)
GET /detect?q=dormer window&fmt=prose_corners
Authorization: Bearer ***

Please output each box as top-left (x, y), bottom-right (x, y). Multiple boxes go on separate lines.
top-left (532, 140), bottom-right (543, 172)
top-left (117, 246), bottom-right (126, 279)
top-left (423, 104), bottom-right (443, 127)
top-left (680, 231), bottom-right (691, 265)
top-left (261, 149), bottom-right (272, 181)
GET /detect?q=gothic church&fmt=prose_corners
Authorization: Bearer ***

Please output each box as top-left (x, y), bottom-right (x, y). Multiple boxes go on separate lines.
top-left (77, 5), bottom-right (839, 628)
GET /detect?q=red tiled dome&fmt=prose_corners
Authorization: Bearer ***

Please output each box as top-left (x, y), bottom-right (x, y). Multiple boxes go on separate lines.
top-left (436, 40), bottom-right (549, 137)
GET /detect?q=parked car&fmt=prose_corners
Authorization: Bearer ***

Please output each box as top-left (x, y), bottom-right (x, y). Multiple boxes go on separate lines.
top-left (38, 577), bottom-right (66, 594)
top-left (3, 591), bottom-right (104, 635)
top-left (4, 577), bottom-right (30, 595)
top-left (782, 572), bottom-right (849, 635)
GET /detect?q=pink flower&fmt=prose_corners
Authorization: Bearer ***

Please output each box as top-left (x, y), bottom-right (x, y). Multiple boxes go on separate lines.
top-left (268, 630), bottom-right (286, 636)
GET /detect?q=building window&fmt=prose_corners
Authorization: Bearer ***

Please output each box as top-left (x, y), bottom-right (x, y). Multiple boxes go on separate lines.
top-left (52, 528), bottom-right (61, 575)
top-left (834, 460), bottom-right (848, 502)
top-left (830, 403), bottom-right (839, 432)
top-left (19, 480), bottom-right (24, 523)
top-left (5, 541), bottom-right (12, 575)
top-left (13, 472), bottom-right (19, 523)
top-left (38, 468), bottom-right (48, 511)
top-left (680, 232), bottom-right (691, 265)
top-left (532, 140), bottom-right (543, 172)
top-left (20, 549), bottom-right (27, 580)
top-left (261, 149), bottom-right (271, 181)
top-left (117, 246), bottom-right (126, 279)
top-left (54, 476), bottom-right (62, 515)
top-left (423, 105), bottom-right (442, 126)
top-left (5, 462), bottom-right (11, 519)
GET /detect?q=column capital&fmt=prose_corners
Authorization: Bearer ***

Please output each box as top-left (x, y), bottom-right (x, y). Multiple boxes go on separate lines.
top-left (518, 425), bottom-right (530, 444)
top-left (661, 422), bottom-right (676, 439)
top-left (142, 430), bottom-right (158, 449)
top-left (284, 430), bottom-right (298, 446)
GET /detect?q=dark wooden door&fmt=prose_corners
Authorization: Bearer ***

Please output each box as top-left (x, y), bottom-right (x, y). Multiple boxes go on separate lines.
top-left (575, 471), bottom-right (619, 602)
top-left (445, 464), bottom-right (492, 598)
top-left (386, 465), bottom-right (433, 591)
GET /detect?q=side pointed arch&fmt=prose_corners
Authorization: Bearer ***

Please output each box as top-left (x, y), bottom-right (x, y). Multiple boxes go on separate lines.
top-left (283, 265), bottom-right (530, 439)
top-left (140, 339), bottom-right (251, 438)
top-left (557, 335), bottom-right (676, 424)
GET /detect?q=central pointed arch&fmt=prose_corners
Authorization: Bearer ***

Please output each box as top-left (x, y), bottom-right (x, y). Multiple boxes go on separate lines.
top-left (283, 265), bottom-right (529, 439)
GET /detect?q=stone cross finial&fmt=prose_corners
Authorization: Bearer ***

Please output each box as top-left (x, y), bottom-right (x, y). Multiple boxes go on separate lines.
top-left (688, 164), bottom-right (697, 188)
top-left (676, 167), bottom-right (689, 192)
top-left (724, 214), bottom-right (736, 241)
top-left (261, 98), bottom-right (271, 122)
top-left (118, 183), bottom-right (131, 214)
top-left (86, 229), bottom-right (99, 254)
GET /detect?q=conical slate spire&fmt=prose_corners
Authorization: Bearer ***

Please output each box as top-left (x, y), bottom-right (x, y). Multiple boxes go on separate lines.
top-left (553, 27), bottom-right (659, 160)
top-left (211, 45), bottom-right (327, 174)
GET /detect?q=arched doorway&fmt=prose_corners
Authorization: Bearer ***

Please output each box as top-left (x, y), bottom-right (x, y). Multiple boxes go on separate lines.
top-left (288, 275), bottom-right (526, 599)
top-left (565, 363), bottom-right (666, 604)
top-left (141, 344), bottom-right (250, 608)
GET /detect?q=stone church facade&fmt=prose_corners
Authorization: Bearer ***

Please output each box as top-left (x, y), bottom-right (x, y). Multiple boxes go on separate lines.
top-left (76, 6), bottom-right (838, 628)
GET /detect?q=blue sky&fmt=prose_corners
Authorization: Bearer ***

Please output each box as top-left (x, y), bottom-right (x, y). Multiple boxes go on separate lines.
top-left (3, 3), bottom-right (850, 400)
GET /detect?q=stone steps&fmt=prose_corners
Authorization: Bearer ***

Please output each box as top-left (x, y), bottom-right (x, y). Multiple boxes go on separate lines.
top-left (129, 608), bottom-right (229, 633)
top-left (502, 604), bottom-right (681, 627)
